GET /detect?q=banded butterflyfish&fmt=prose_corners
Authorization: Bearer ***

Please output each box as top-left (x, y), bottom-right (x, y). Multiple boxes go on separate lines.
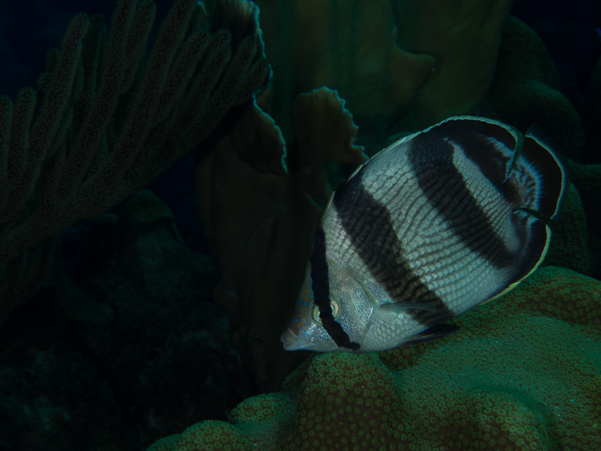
top-left (281, 116), bottom-right (566, 353)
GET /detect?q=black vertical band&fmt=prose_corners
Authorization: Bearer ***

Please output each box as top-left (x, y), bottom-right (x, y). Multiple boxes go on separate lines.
top-left (332, 174), bottom-right (453, 328)
top-left (408, 124), bottom-right (516, 269)
top-left (310, 227), bottom-right (360, 351)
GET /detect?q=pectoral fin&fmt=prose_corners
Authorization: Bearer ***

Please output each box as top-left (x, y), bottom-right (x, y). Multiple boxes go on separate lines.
top-left (405, 324), bottom-right (461, 344)
top-left (381, 301), bottom-right (439, 314)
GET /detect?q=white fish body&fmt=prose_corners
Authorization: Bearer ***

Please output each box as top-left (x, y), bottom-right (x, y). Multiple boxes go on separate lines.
top-left (281, 116), bottom-right (566, 353)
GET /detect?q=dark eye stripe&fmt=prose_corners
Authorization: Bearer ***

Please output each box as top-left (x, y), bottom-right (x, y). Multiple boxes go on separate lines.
top-left (310, 226), bottom-right (361, 351)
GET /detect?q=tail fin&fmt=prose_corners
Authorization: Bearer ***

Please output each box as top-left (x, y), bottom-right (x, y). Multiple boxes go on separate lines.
top-left (512, 126), bottom-right (567, 219)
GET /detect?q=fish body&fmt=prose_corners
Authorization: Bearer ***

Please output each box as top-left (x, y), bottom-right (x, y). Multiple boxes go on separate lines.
top-left (281, 116), bottom-right (566, 353)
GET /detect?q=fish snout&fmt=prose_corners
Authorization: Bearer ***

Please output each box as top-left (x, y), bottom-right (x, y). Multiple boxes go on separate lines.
top-left (281, 327), bottom-right (311, 351)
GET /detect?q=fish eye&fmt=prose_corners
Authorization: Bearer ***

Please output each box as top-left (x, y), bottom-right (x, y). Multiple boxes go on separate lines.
top-left (310, 298), bottom-right (340, 324)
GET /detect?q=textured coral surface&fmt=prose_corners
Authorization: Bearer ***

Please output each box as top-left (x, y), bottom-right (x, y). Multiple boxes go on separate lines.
top-left (147, 266), bottom-right (601, 450)
top-left (148, 421), bottom-right (255, 451)
top-left (543, 183), bottom-right (590, 274)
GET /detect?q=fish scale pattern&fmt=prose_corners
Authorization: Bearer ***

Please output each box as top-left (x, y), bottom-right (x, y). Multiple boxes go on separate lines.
top-left (147, 266), bottom-right (601, 451)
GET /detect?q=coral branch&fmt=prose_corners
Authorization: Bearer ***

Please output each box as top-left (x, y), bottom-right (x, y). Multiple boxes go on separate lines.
top-left (0, 0), bottom-right (270, 326)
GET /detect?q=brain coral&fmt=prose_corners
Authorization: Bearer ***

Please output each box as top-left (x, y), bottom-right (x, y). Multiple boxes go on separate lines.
top-left (543, 182), bottom-right (590, 275)
top-left (568, 161), bottom-right (601, 277)
top-left (147, 266), bottom-right (601, 451)
top-left (147, 420), bottom-right (255, 451)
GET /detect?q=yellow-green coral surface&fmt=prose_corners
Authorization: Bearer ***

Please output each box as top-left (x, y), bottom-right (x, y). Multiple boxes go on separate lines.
top-left (148, 266), bottom-right (601, 450)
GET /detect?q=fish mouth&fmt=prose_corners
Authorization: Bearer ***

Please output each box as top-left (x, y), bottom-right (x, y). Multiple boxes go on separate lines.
top-left (281, 328), bottom-right (310, 351)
